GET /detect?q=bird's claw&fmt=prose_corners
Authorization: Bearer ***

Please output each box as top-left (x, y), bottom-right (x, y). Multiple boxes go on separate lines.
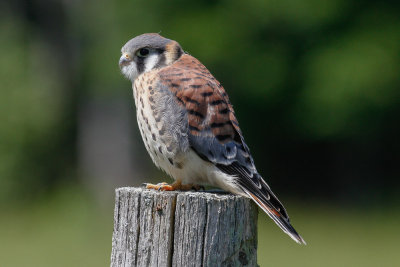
top-left (142, 181), bottom-right (203, 192)
top-left (142, 182), bottom-right (174, 191)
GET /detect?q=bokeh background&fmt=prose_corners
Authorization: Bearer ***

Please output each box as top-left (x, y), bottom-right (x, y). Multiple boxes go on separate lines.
top-left (1, 0), bottom-right (400, 266)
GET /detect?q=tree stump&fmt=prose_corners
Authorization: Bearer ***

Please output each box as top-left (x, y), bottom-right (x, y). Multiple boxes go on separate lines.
top-left (110, 187), bottom-right (258, 267)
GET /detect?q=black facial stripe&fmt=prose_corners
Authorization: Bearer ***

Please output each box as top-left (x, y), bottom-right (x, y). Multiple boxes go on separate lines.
top-left (137, 57), bottom-right (145, 74)
top-left (174, 45), bottom-right (183, 60)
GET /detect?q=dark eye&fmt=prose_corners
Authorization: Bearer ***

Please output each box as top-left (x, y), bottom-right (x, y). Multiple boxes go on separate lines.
top-left (136, 48), bottom-right (150, 57)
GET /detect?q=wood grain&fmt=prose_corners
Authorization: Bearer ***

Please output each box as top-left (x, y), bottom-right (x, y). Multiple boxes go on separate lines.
top-left (111, 187), bottom-right (258, 267)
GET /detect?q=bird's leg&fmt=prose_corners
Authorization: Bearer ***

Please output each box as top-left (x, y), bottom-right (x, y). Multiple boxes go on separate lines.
top-left (143, 180), bottom-right (201, 191)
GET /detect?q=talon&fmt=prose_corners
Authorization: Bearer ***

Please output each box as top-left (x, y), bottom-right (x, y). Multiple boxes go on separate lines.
top-left (158, 184), bottom-right (174, 191)
top-left (143, 180), bottom-right (203, 192)
top-left (144, 183), bottom-right (164, 190)
top-left (143, 182), bottom-right (175, 191)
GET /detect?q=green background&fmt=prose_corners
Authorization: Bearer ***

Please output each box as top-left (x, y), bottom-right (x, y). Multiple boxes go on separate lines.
top-left (1, 0), bottom-right (399, 266)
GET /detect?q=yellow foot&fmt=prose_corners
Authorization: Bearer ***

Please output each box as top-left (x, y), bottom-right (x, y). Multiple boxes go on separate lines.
top-left (142, 180), bottom-right (203, 191)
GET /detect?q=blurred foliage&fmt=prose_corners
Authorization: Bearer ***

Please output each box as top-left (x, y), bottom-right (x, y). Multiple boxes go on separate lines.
top-left (0, 11), bottom-right (75, 202)
top-left (1, 0), bottom-right (400, 265)
top-left (0, 0), bottom-right (399, 206)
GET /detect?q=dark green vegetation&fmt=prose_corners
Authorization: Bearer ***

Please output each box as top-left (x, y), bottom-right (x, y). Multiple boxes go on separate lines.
top-left (1, 0), bottom-right (399, 265)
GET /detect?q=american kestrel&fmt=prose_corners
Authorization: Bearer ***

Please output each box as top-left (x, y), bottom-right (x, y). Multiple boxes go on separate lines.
top-left (119, 33), bottom-right (306, 244)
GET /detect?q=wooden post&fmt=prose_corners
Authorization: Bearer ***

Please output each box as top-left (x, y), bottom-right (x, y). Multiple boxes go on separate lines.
top-left (111, 187), bottom-right (258, 267)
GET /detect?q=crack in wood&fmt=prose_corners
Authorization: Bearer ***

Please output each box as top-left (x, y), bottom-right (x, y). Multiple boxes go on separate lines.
top-left (110, 188), bottom-right (258, 267)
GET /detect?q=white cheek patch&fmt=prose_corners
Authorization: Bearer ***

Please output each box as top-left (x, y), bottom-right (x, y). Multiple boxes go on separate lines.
top-left (144, 54), bottom-right (159, 72)
top-left (122, 61), bottom-right (138, 82)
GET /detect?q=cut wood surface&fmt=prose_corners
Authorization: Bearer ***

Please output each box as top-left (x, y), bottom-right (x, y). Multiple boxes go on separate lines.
top-left (110, 187), bottom-right (258, 267)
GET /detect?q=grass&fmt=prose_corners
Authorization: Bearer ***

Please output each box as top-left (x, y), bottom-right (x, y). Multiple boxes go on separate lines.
top-left (257, 202), bottom-right (400, 266)
top-left (0, 189), bottom-right (398, 266)
top-left (0, 188), bottom-right (112, 267)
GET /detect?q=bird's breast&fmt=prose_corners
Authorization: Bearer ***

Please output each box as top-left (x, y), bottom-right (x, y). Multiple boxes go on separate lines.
top-left (133, 73), bottom-right (189, 179)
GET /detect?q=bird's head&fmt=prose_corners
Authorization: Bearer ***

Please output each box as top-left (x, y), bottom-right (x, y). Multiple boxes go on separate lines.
top-left (119, 33), bottom-right (184, 82)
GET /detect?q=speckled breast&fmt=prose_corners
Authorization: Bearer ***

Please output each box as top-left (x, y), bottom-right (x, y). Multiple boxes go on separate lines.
top-left (132, 72), bottom-right (189, 177)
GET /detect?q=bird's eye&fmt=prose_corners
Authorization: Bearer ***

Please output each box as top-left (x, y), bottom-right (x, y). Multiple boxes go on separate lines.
top-left (136, 48), bottom-right (150, 57)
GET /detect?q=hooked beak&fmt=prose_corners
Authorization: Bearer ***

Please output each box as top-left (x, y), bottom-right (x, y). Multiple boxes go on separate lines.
top-left (119, 53), bottom-right (132, 67)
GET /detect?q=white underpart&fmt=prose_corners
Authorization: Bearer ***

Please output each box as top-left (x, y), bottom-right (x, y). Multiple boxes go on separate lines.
top-left (121, 61), bottom-right (139, 82)
top-left (144, 54), bottom-right (159, 72)
top-left (168, 149), bottom-right (245, 196)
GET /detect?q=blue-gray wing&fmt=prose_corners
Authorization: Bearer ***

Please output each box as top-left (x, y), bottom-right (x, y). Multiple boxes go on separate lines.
top-left (157, 54), bottom-right (306, 244)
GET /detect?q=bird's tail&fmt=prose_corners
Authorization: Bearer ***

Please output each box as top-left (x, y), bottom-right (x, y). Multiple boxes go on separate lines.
top-left (239, 179), bottom-right (306, 245)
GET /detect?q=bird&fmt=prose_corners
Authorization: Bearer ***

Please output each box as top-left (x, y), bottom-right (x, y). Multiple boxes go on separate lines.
top-left (119, 33), bottom-right (306, 245)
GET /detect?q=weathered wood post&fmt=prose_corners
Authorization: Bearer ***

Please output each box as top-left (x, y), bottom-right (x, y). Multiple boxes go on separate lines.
top-left (111, 187), bottom-right (258, 267)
